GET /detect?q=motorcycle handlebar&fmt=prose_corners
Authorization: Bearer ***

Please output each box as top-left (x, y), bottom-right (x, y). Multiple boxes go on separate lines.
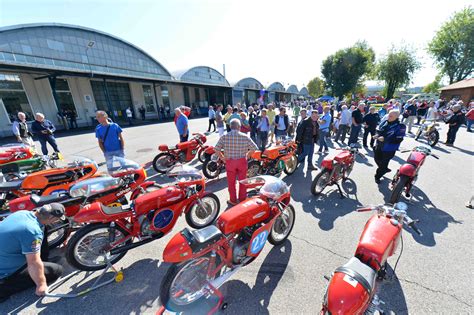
top-left (431, 154), bottom-right (439, 159)
top-left (356, 206), bottom-right (373, 212)
top-left (409, 222), bottom-right (423, 236)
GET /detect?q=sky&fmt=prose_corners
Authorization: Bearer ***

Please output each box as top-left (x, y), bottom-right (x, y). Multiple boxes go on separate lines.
top-left (0, 0), bottom-right (471, 89)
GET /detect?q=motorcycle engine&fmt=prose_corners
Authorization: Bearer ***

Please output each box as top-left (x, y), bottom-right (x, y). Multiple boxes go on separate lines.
top-left (232, 226), bottom-right (257, 264)
top-left (138, 211), bottom-right (156, 236)
top-left (178, 151), bottom-right (187, 162)
top-left (266, 160), bottom-right (281, 176)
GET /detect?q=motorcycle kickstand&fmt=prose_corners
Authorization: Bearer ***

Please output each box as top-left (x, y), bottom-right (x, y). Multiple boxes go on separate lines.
top-left (335, 182), bottom-right (345, 199)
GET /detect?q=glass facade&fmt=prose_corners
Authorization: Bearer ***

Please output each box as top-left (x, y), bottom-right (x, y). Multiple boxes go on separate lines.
top-left (161, 86), bottom-right (170, 110)
top-left (268, 82), bottom-right (285, 92)
top-left (287, 85), bottom-right (299, 94)
top-left (0, 73), bottom-right (34, 122)
top-left (0, 25), bottom-right (172, 81)
top-left (54, 78), bottom-right (77, 116)
top-left (179, 67), bottom-right (230, 86)
top-left (142, 85), bottom-right (155, 112)
top-left (90, 80), bottom-right (132, 120)
top-left (235, 77), bottom-right (263, 90)
top-left (183, 87), bottom-right (190, 106)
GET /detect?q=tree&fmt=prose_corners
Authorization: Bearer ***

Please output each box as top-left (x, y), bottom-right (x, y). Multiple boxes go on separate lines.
top-left (427, 7), bottom-right (474, 84)
top-left (423, 74), bottom-right (443, 93)
top-left (321, 41), bottom-right (375, 99)
top-left (376, 45), bottom-right (420, 100)
top-left (307, 77), bottom-right (325, 97)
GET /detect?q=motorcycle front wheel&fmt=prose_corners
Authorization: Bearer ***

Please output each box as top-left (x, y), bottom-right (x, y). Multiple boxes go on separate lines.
top-left (202, 160), bottom-right (221, 179)
top-left (160, 255), bottom-right (221, 310)
top-left (311, 168), bottom-right (331, 196)
top-left (46, 218), bottom-right (69, 249)
top-left (185, 193), bottom-right (220, 229)
top-left (283, 155), bottom-right (298, 175)
top-left (268, 204), bottom-right (295, 245)
top-left (197, 147), bottom-right (207, 164)
top-left (390, 175), bottom-right (410, 204)
top-left (427, 130), bottom-right (439, 147)
top-left (152, 152), bottom-right (176, 174)
top-left (66, 223), bottom-right (132, 271)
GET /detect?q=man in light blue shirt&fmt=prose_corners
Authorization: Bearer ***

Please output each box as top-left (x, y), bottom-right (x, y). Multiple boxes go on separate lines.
top-left (175, 108), bottom-right (189, 142)
top-left (207, 106), bottom-right (216, 132)
top-left (318, 106), bottom-right (332, 153)
top-left (257, 109), bottom-right (270, 151)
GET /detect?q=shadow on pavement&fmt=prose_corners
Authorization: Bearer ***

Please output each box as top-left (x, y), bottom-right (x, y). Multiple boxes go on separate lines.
top-left (219, 240), bottom-right (293, 314)
top-left (378, 264), bottom-right (409, 314)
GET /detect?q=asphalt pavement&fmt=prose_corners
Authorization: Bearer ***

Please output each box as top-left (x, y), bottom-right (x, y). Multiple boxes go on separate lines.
top-left (1, 115), bottom-right (473, 315)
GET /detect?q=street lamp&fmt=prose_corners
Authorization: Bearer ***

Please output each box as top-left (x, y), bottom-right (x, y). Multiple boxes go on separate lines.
top-left (85, 40), bottom-right (95, 77)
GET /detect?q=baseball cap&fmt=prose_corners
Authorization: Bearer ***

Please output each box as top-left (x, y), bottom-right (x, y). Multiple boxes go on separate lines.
top-left (38, 203), bottom-right (66, 220)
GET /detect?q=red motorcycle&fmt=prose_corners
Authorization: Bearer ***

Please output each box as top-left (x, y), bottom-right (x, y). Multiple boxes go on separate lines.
top-left (311, 147), bottom-right (363, 198)
top-left (66, 165), bottom-right (220, 271)
top-left (321, 202), bottom-right (422, 314)
top-left (202, 146), bottom-right (225, 179)
top-left (159, 175), bottom-right (295, 312)
top-left (5, 158), bottom-right (153, 248)
top-left (389, 145), bottom-right (438, 204)
top-left (152, 133), bottom-right (208, 174)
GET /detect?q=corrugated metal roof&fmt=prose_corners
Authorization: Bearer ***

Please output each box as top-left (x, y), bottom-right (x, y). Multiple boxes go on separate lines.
top-left (440, 78), bottom-right (474, 91)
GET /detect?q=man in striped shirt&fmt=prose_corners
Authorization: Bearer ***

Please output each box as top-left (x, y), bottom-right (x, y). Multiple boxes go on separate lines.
top-left (215, 119), bottom-right (258, 205)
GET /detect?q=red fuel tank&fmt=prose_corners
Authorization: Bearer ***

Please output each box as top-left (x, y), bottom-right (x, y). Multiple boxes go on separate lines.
top-left (216, 198), bottom-right (269, 234)
top-left (326, 272), bottom-right (371, 314)
top-left (133, 186), bottom-right (185, 215)
top-left (8, 195), bottom-right (35, 212)
top-left (406, 151), bottom-right (426, 167)
top-left (334, 151), bottom-right (352, 164)
top-left (355, 215), bottom-right (401, 271)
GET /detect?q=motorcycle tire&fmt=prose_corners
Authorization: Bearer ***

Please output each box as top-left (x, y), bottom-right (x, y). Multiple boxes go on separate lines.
top-left (160, 255), bottom-right (222, 311)
top-left (283, 155), bottom-right (298, 176)
top-left (66, 222), bottom-right (132, 271)
top-left (247, 160), bottom-right (261, 177)
top-left (152, 152), bottom-right (176, 174)
top-left (390, 175), bottom-right (410, 204)
top-left (311, 168), bottom-right (331, 196)
top-left (197, 147), bottom-right (207, 164)
top-left (202, 160), bottom-right (221, 179)
top-left (185, 193), bottom-right (220, 229)
top-left (428, 130), bottom-right (439, 147)
top-left (46, 218), bottom-right (70, 249)
top-left (268, 204), bottom-right (296, 246)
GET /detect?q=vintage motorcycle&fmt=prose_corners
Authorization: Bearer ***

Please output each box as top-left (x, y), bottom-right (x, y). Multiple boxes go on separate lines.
top-left (66, 165), bottom-right (220, 271)
top-left (3, 158), bottom-right (153, 248)
top-left (159, 175), bottom-right (295, 312)
top-left (201, 146), bottom-right (252, 180)
top-left (0, 144), bottom-right (62, 179)
top-left (247, 137), bottom-right (299, 177)
top-left (0, 156), bottom-right (99, 207)
top-left (320, 202), bottom-right (422, 314)
top-left (415, 119), bottom-right (441, 147)
top-left (152, 133), bottom-right (209, 173)
top-left (311, 147), bottom-right (362, 198)
top-left (389, 145), bottom-right (438, 204)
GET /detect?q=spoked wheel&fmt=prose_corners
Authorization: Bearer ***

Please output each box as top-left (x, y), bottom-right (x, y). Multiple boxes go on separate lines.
top-left (247, 160), bottom-right (261, 177)
top-left (311, 168), bottom-right (331, 196)
top-left (390, 175), bottom-right (410, 204)
top-left (268, 204), bottom-right (296, 245)
top-left (46, 218), bottom-right (70, 249)
top-left (202, 160), bottom-right (221, 179)
top-left (427, 130), bottom-right (439, 147)
top-left (185, 193), bottom-right (220, 229)
top-left (197, 148), bottom-right (207, 164)
top-left (66, 223), bottom-right (132, 271)
top-left (283, 155), bottom-right (298, 175)
top-left (160, 256), bottom-right (220, 310)
top-left (152, 153), bottom-right (176, 174)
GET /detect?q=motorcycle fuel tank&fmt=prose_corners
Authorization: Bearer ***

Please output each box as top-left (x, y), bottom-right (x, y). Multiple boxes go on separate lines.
top-left (217, 197), bottom-right (270, 235)
top-left (262, 146), bottom-right (285, 160)
top-left (133, 186), bottom-right (184, 215)
top-left (406, 151), bottom-right (426, 168)
top-left (355, 215), bottom-right (401, 271)
top-left (326, 272), bottom-right (371, 314)
top-left (334, 151), bottom-right (352, 164)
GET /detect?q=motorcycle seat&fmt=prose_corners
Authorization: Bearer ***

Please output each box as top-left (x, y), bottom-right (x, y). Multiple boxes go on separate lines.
top-left (0, 179), bottom-right (23, 191)
top-left (101, 204), bottom-right (130, 215)
top-left (30, 194), bottom-right (70, 206)
top-left (335, 257), bottom-right (376, 293)
top-left (183, 226), bottom-right (224, 253)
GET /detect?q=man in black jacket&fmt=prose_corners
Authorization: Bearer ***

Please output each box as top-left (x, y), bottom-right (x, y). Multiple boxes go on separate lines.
top-left (362, 107), bottom-right (380, 148)
top-left (274, 107), bottom-right (289, 141)
top-left (31, 113), bottom-right (60, 156)
top-left (445, 104), bottom-right (464, 146)
top-left (296, 111), bottom-right (319, 170)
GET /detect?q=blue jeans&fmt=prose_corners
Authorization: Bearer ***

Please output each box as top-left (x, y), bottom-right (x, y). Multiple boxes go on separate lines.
top-left (258, 131), bottom-right (268, 152)
top-left (319, 129), bottom-right (329, 151)
top-left (275, 129), bottom-right (287, 141)
top-left (467, 119), bottom-right (474, 132)
top-left (348, 125), bottom-right (361, 145)
top-left (38, 135), bottom-right (59, 155)
top-left (180, 134), bottom-right (189, 143)
top-left (104, 149), bottom-right (125, 172)
top-left (298, 143), bottom-right (315, 166)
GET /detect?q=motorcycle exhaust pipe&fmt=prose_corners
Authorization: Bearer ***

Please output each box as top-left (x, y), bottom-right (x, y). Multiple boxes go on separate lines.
top-left (208, 265), bottom-right (242, 289)
top-left (109, 232), bottom-right (164, 255)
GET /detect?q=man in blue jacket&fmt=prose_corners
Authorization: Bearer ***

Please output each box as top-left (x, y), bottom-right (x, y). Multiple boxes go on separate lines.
top-left (31, 113), bottom-right (60, 155)
top-left (95, 111), bottom-right (125, 171)
top-left (374, 110), bottom-right (406, 183)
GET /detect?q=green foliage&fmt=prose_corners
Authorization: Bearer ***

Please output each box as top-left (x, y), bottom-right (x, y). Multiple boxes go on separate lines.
top-left (427, 7), bottom-right (474, 84)
top-left (376, 45), bottom-right (420, 100)
top-left (321, 41), bottom-right (375, 99)
top-left (423, 74), bottom-right (443, 93)
top-left (307, 77), bottom-right (325, 98)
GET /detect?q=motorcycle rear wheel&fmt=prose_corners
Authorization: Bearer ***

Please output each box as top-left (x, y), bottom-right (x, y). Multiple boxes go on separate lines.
top-left (160, 255), bottom-right (221, 310)
top-left (202, 160), bottom-right (221, 179)
top-left (311, 168), bottom-right (331, 196)
top-left (390, 175), bottom-right (410, 204)
top-left (66, 223), bottom-right (132, 271)
top-left (268, 204), bottom-right (295, 245)
top-left (283, 155), bottom-right (298, 175)
top-left (152, 152), bottom-right (176, 174)
top-left (427, 130), bottom-right (439, 147)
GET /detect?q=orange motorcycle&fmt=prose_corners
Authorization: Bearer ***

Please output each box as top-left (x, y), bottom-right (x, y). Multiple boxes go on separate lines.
top-left (247, 137), bottom-right (299, 177)
top-left (0, 156), bottom-right (101, 207)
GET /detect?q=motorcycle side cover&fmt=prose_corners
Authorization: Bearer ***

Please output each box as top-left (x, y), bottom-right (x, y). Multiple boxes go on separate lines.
top-left (355, 215), bottom-right (401, 271)
top-left (216, 198), bottom-right (270, 235)
top-left (8, 195), bottom-right (35, 212)
top-left (326, 272), bottom-right (370, 314)
top-left (162, 231), bottom-right (193, 263)
top-left (73, 202), bottom-right (129, 223)
top-left (133, 186), bottom-right (184, 215)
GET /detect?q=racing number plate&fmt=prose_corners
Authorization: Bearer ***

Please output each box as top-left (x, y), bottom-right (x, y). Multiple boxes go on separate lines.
top-left (246, 218), bottom-right (276, 257)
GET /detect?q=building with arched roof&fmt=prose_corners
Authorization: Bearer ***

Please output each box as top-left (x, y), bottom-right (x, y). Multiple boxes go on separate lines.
top-left (172, 66), bottom-right (232, 109)
top-left (232, 77), bottom-right (266, 105)
top-left (267, 81), bottom-right (291, 102)
top-left (0, 23), bottom-right (183, 134)
top-left (299, 87), bottom-right (309, 97)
